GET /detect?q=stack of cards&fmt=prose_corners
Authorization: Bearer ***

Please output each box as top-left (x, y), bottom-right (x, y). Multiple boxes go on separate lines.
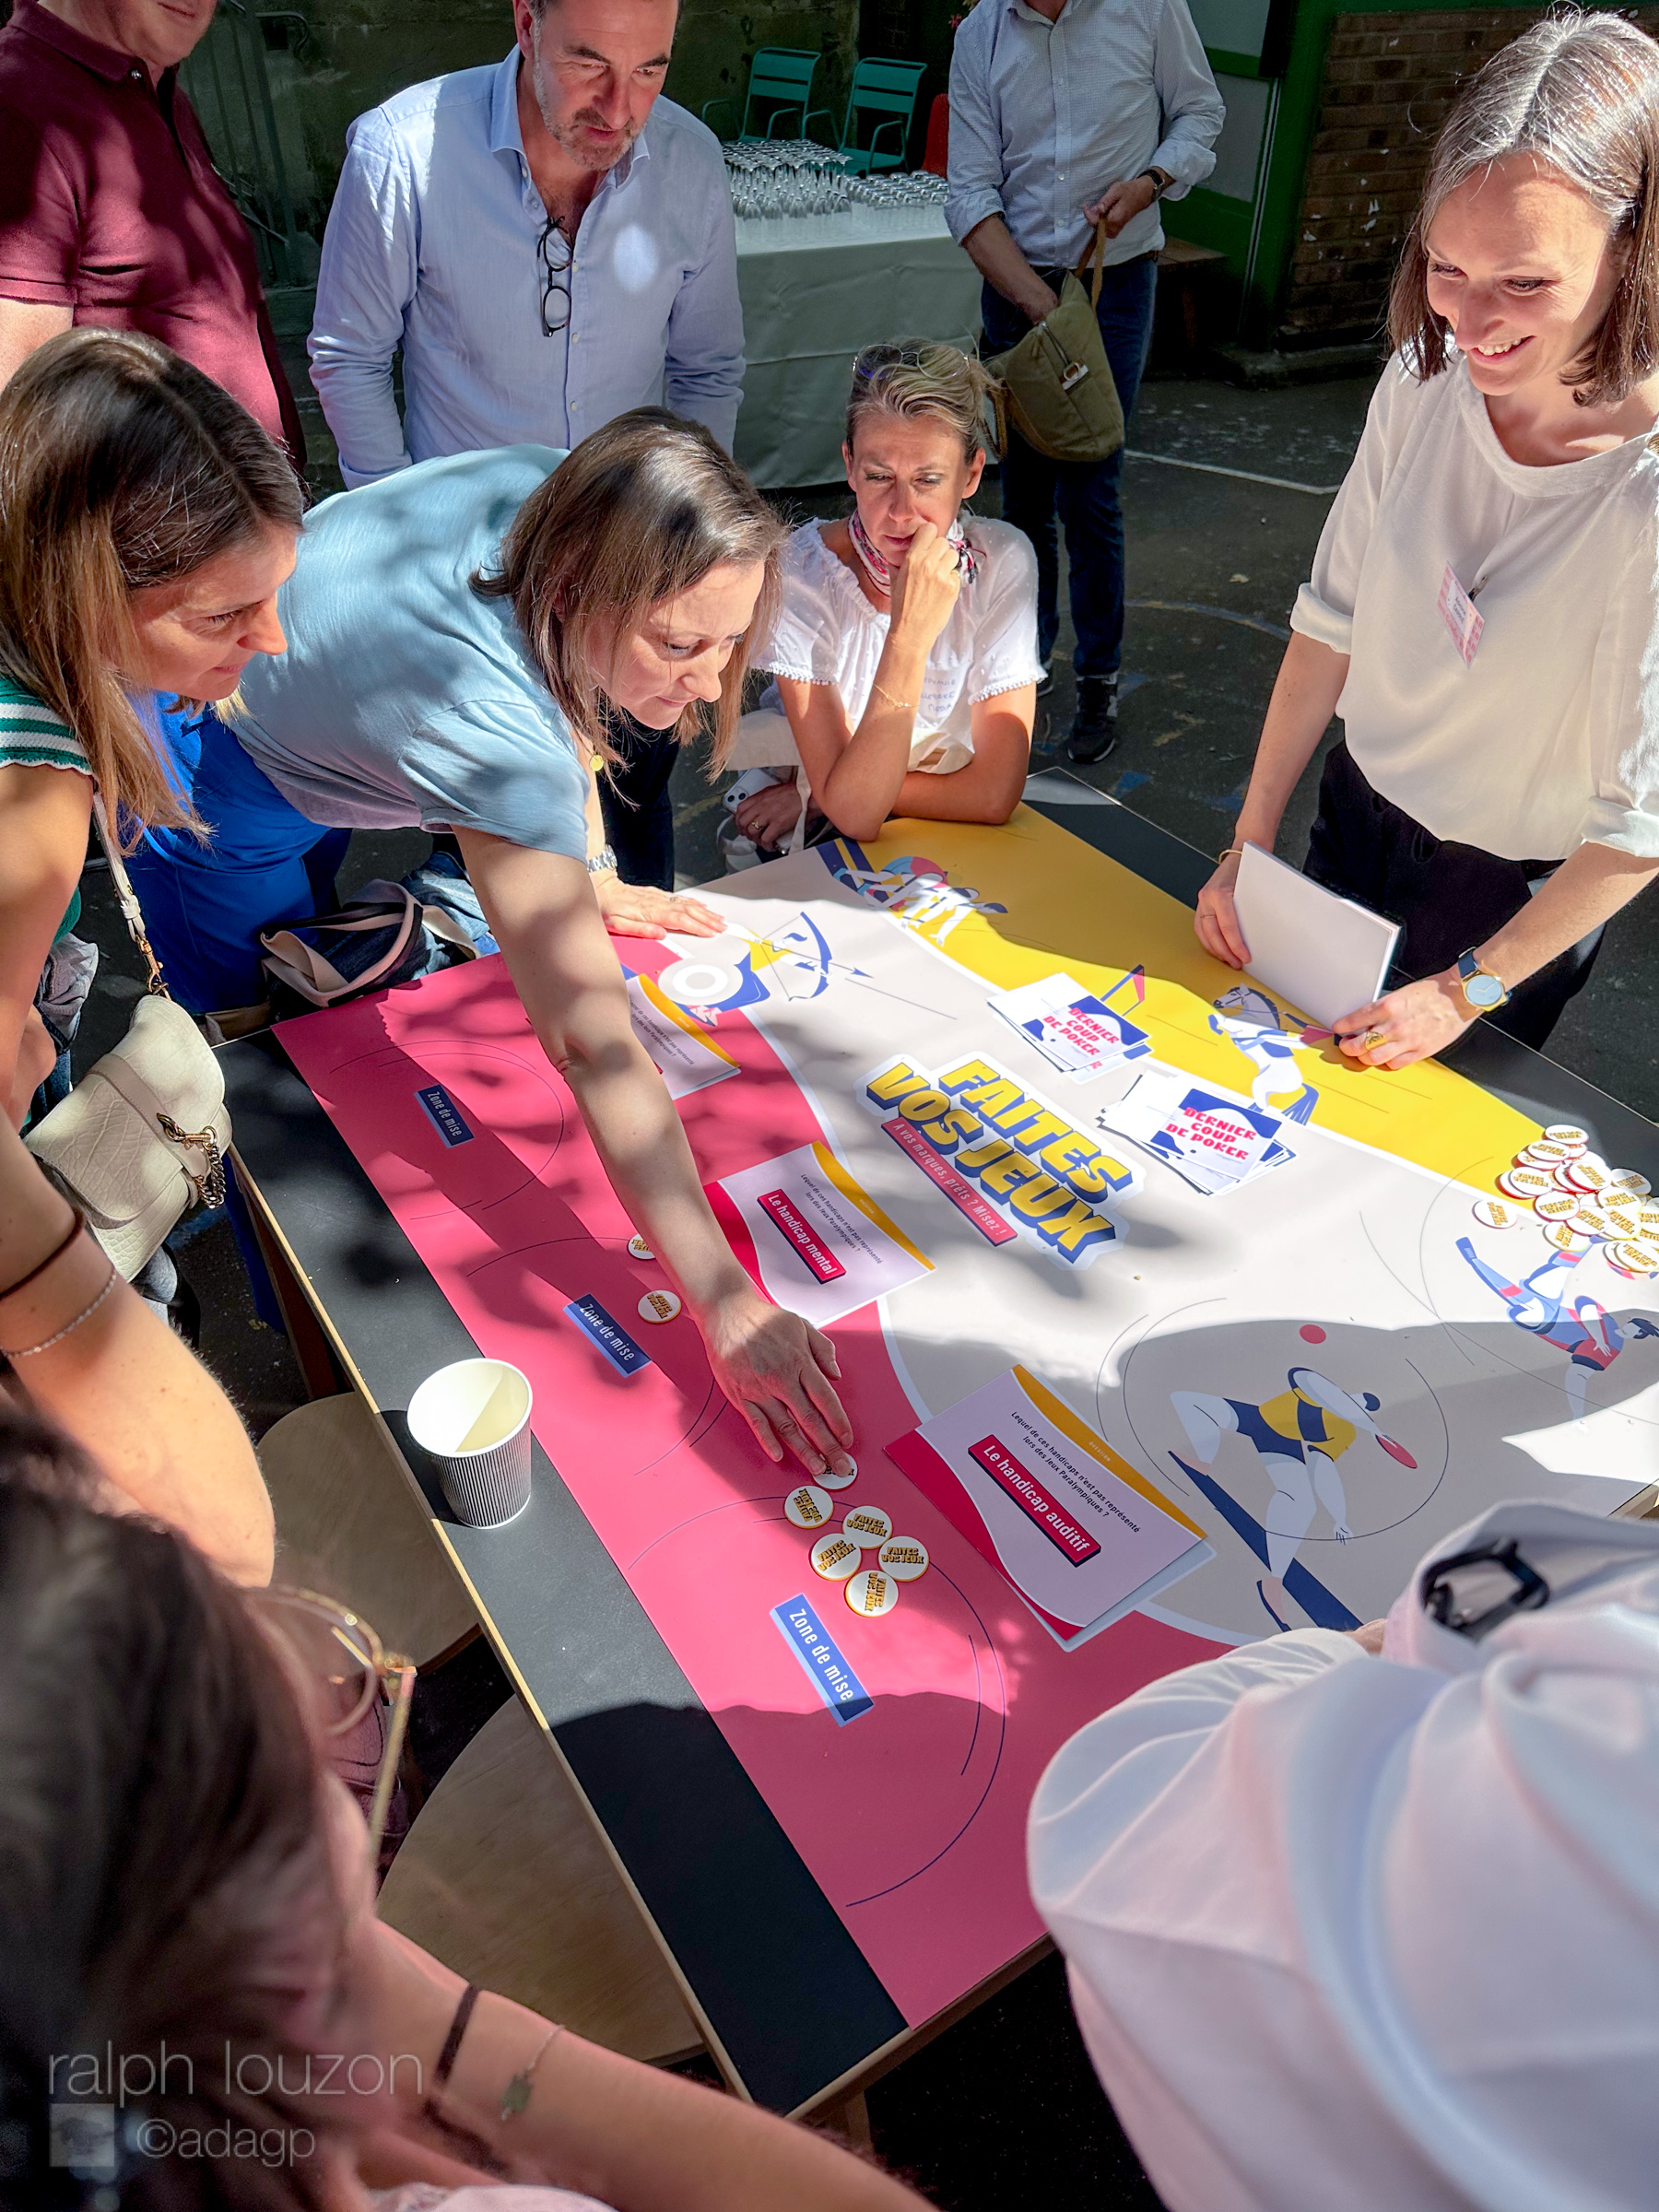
top-left (987, 971), bottom-right (1151, 1083)
top-left (1096, 1070), bottom-right (1295, 1196)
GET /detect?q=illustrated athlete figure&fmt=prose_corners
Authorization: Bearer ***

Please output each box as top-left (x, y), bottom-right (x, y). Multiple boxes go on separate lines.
top-left (828, 853), bottom-right (1007, 944)
top-left (1171, 1368), bottom-right (1413, 1630)
top-left (1208, 985), bottom-right (1321, 1126)
top-left (1456, 1237), bottom-right (1659, 1423)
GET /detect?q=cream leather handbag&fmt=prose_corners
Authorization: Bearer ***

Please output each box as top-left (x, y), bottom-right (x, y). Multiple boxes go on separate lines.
top-left (26, 806), bottom-right (229, 1279)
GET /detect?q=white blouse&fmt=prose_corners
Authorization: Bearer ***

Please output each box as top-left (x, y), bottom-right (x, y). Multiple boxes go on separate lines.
top-left (1291, 351), bottom-right (1659, 863)
top-left (754, 516), bottom-right (1043, 775)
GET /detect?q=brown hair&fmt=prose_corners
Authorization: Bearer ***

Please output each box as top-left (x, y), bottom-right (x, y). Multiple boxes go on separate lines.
top-left (0, 1403), bottom-right (357, 2207)
top-left (845, 339), bottom-right (994, 460)
top-left (474, 407), bottom-right (784, 776)
top-left (0, 328), bottom-right (305, 841)
top-left (1389, 9), bottom-right (1659, 405)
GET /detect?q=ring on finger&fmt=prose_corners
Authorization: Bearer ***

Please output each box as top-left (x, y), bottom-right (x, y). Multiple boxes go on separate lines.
top-left (1358, 1026), bottom-right (1388, 1052)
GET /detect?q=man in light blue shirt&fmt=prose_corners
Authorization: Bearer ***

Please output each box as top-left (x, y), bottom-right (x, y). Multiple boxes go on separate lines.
top-left (947, 0), bottom-right (1222, 765)
top-left (310, 0), bottom-right (744, 889)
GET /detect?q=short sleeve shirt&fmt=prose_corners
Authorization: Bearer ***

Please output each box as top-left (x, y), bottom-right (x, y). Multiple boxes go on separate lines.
top-left (0, 0), bottom-right (301, 463)
top-left (1, 669), bottom-right (91, 939)
top-left (754, 518), bottom-right (1043, 772)
top-left (231, 446), bottom-right (590, 861)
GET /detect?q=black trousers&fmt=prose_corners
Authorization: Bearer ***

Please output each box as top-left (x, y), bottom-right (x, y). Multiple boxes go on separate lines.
top-left (1303, 741), bottom-right (1604, 1053)
top-left (598, 715), bottom-right (678, 892)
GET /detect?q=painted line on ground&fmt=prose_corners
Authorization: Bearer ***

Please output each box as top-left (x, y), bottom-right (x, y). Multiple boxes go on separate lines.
top-left (1125, 448), bottom-right (1342, 497)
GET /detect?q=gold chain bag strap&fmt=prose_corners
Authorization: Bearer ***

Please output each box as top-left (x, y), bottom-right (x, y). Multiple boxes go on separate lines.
top-left (25, 801), bottom-right (229, 1279)
top-left (982, 217), bottom-right (1126, 465)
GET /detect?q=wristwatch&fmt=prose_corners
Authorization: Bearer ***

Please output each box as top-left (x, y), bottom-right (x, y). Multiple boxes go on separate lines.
top-left (585, 844), bottom-right (618, 876)
top-left (1454, 950), bottom-right (1511, 1013)
top-left (1138, 168), bottom-right (1174, 200)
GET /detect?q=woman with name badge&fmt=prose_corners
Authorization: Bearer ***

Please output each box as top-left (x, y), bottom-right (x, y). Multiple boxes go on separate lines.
top-left (123, 408), bottom-right (854, 1481)
top-left (1195, 12), bottom-right (1659, 1068)
top-left (725, 341), bottom-right (1042, 857)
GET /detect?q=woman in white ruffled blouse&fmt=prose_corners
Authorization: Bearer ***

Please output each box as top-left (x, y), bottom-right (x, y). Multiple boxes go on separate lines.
top-left (730, 342), bottom-right (1042, 854)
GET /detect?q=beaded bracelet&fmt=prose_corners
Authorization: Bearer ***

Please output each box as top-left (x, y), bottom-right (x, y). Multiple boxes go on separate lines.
top-left (871, 680), bottom-right (914, 714)
top-left (0, 1261), bottom-right (119, 1360)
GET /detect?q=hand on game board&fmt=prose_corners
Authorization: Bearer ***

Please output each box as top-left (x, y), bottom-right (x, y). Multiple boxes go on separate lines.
top-left (702, 1284), bottom-right (855, 1479)
top-left (1334, 970), bottom-right (1476, 1070)
top-left (595, 877), bottom-right (724, 940)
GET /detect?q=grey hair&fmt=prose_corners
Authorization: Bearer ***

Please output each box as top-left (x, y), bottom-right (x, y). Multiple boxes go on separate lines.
top-left (1389, 9), bottom-right (1659, 403)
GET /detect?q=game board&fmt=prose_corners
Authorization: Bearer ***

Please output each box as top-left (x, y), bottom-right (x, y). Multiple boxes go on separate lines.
top-left (278, 810), bottom-right (1657, 2029)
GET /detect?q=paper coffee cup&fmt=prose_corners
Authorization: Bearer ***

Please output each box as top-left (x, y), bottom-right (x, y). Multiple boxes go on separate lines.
top-left (407, 1358), bottom-right (533, 1527)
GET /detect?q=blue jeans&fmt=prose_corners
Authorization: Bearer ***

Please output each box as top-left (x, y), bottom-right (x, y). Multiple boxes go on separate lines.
top-left (981, 254), bottom-right (1158, 677)
top-left (125, 700), bottom-right (348, 1015)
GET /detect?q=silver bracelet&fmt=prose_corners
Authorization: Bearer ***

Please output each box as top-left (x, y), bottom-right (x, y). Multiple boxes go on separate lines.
top-left (0, 1260), bottom-right (119, 1360)
top-left (586, 845), bottom-right (618, 876)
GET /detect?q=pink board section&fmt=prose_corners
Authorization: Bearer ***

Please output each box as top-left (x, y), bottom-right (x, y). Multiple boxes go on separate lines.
top-left (277, 949), bottom-right (1227, 2028)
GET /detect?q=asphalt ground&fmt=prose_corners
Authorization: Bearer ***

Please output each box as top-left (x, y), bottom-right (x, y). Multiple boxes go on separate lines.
top-left (53, 366), bottom-right (1659, 2207)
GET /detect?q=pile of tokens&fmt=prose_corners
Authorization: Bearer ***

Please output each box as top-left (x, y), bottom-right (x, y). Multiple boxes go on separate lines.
top-left (1477, 1124), bottom-right (1659, 1277)
top-left (782, 1472), bottom-right (930, 1618)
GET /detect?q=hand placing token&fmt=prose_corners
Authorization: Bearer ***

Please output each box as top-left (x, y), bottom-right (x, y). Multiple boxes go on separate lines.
top-left (819, 1453), bottom-right (858, 1492)
top-left (845, 1567), bottom-right (899, 1617)
top-left (842, 1503), bottom-right (894, 1547)
top-left (784, 1483), bottom-right (833, 1530)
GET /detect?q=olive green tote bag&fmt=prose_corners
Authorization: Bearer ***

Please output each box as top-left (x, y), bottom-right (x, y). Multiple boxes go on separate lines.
top-left (982, 219), bottom-right (1125, 465)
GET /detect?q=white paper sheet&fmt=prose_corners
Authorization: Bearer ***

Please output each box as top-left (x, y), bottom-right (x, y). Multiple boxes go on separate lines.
top-left (1232, 843), bottom-right (1400, 1030)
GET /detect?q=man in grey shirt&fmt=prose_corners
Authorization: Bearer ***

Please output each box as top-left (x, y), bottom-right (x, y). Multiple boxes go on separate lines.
top-left (947, 0), bottom-right (1222, 763)
top-left (310, 0), bottom-right (745, 886)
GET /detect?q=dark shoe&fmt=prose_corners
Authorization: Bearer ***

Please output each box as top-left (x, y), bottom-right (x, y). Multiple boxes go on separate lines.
top-left (1035, 661), bottom-right (1053, 698)
top-left (1065, 673), bottom-right (1120, 764)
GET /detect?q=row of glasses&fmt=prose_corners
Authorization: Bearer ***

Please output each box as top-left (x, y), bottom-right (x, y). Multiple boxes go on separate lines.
top-left (724, 137), bottom-right (855, 220)
top-left (848, 171), bottom-right (951, 209)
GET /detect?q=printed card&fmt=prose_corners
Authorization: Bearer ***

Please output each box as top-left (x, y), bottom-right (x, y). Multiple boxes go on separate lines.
top-left (988, 971), bottom-right (1152, 1083)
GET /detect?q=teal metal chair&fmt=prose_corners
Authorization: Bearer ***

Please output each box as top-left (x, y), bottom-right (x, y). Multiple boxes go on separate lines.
top-left (700, 49), bottom-right (820, 142)
top-left (813, 57), bottom-right (929, 174)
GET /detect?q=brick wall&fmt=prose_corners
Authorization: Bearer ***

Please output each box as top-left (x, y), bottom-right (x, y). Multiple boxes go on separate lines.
top-left (1281, 6), bottom-right (1659, 343)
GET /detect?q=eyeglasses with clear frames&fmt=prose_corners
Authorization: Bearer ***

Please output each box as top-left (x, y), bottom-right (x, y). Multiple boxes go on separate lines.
top-left (254, 1587), bottom-right (418, 1865)
top-left (538, 218), bottom-right (572, 338)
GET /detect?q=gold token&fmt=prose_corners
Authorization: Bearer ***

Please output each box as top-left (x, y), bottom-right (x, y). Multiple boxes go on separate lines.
top-left (841, 1504), bottom-right (895, 1548)
top-left (1552, 1163), bottom-right (1584, 1191)
top-left (844, 1567), bottom-right (900, 1618)
top-left (1545, 1221), bottom-right (1590, 1251)
top-left (1639, 1206), bottom-right (1659, 1238)
top-left (1614, 1239), bottom-right (1659, 1276)
top-left (1498, 1168), bottom-right (1553, 1198)
top-left (1564, 1156), bottom-right (1609, 1194)
top-left (819, 1454), bottom-right (858, 1492)
top-left (783, 1483), bottom-right (833, 1530)
top-left (1545, 1124), bottom-right (1590, 1149)
top-left (1601, 1202), bottom-right (1642, 1242)
top-left (636, 1290), bottom-right (682, 1324)
top-left (1574, 1204), bottom-right (1618, 1239)
top-left (627, 1234), bottom-right (655, 1262)
top-left (1521, 1140), bottom-right (1571, 1166)
top-left (877, 1535), bottom-right (930, 1583)
top-left (1608, 1168), bottom-right (1652, 1198)
top-left (1532, 1191), bottom-right (1580, 1221)
top-left (1473, 1197), bottom-right (1522, 1230)
top-left (809, 1532), bottom-right (862, 1582)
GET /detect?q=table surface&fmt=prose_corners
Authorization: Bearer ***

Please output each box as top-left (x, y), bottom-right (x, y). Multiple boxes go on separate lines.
top-left (735, 205), bottom-right (954, 258)
top-left (222, 781), bottom-right (1659, 2116)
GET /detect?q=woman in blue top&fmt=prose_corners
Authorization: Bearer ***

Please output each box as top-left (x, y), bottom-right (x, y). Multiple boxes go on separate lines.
top-left (1, 338), bottom-right (852, 1476)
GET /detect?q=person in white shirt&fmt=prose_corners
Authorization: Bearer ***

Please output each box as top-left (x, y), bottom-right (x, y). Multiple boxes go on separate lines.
top-left (1028, 1494), bottom-right (1659, 2212)
top-left (947, 0), bottom-right (1222, 764)
top-left (1198, 12), bottom-right (1659, 1064)
top-left (308, 0), bottom-right (744, 892)
top-left (728, 341), bottom-right (1042, 857)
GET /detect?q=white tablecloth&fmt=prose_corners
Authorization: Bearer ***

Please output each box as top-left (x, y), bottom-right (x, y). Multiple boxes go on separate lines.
top-left (733, 206), bottom-right (983, 489)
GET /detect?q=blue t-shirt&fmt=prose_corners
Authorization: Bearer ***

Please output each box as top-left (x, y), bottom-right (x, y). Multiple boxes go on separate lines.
top-left (233, 445), bottom-right (588, 860)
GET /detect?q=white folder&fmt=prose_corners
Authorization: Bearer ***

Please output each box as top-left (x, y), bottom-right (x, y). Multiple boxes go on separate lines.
top-left (1231, 842), bottom-right (1400, 1030)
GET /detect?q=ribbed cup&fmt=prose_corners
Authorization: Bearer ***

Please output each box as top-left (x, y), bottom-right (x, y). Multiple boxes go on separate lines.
top-left (407, 1359), bottom-right (533, 1528)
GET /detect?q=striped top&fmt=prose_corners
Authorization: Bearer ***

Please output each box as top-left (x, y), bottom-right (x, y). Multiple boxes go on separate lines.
top-left (0, 670), bottom-right (90, 942)
top-left (0, 669), bottom-right (91, 779)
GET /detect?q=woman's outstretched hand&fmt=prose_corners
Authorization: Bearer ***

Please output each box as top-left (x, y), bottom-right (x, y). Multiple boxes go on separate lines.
top-left (1194, 848), bottom-right (1250, 967)
top-left (887, 520), bottom-right (963, 653)
top-left (700, 1284), bottom-right (854, 1481)
top-left (595, 877), bottom-right (723, 940)
top-left (1334, 971), bottom-right (1476, 1070)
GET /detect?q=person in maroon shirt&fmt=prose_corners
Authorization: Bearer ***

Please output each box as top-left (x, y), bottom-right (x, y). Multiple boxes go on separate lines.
top-left (0, 0), bottom-right (303, 464)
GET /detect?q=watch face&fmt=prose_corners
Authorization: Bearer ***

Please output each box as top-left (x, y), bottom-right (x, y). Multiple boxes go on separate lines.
top-left (1465, 972), bottom-right (1506, 1009)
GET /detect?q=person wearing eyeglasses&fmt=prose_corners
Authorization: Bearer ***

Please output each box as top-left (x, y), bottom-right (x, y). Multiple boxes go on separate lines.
top-left (308, 0), bottom-right (744, 895)
top-left (726, 341), bottom-right (1042, 857)
top-left (0, 1390), bottom-right (939, 2211)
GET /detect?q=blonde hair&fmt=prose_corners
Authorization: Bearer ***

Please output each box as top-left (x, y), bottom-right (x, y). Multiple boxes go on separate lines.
top-left (1390, 10), bottom-right (1659, 406)
top-left (474, 408), bottom-right (785, 776)
top-left (845, 340), bottom-right (995, 460)
top-left (0, 328), bottom-right (304, 841)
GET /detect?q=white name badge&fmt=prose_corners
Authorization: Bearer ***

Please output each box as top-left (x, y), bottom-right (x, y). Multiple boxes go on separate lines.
top-left (1438, 562), bottom-right (1485, 666)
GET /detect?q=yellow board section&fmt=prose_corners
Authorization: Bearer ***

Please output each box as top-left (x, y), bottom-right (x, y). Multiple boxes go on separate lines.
top-left (853, 808), bottom-right (1543, 1193)
top-left (638, 974), bottom-right (740, 1068)
top-left (1014, 1364), bottom-right (1207, 1540)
